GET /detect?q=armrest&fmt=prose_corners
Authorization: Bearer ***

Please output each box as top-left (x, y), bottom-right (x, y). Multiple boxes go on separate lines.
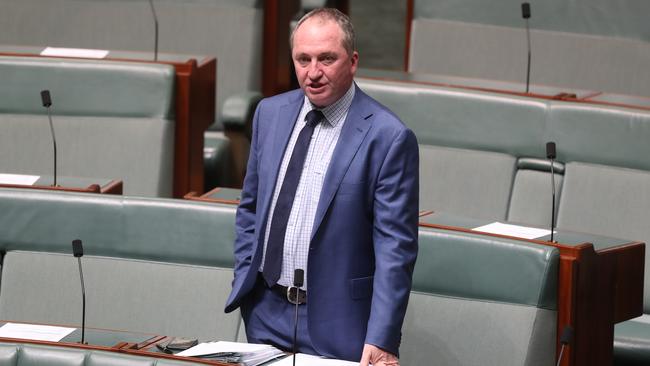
top-left (211, 91), bottom-right (263, 139)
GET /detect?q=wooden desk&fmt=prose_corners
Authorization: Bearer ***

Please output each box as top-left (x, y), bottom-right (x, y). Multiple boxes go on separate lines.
top-left (0, 175), bottom-right (122, 194)
top-left (0, 47), bottom-right (216, 198)
top-left (418, 212), bottom-right (645, 366)
top-left (184, 186), bottom-right (241, 205)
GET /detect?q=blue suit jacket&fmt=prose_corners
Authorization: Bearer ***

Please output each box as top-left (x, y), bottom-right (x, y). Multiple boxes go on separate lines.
top-left (225, 85), bottom-right (419, 361)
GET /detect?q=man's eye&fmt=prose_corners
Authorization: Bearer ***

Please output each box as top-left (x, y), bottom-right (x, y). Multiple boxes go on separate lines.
top-left (322, 56), bottom-right (336, 65)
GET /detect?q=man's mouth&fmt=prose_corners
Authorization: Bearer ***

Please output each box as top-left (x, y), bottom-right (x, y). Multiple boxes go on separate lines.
top-left (308, 83), bottom-right (326, 92)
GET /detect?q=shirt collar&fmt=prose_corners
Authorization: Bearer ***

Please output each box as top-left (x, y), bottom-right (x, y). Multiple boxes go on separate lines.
top-left (303, 83), bottom-right (356, 127)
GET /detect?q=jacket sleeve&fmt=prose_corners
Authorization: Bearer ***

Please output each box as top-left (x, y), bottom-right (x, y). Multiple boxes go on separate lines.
top-left (364, 127), bottom-right (419, 356)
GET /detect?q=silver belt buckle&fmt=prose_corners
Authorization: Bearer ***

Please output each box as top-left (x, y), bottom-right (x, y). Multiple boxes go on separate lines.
top-left (286, 286), bottom-right (303, 305)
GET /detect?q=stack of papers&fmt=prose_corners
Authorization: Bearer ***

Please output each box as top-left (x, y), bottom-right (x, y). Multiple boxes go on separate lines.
top-left (0, 174), bottom-right (40, 185)
top-left (176, 341), bottom-right (284, 366)
top-left (472, 222), bottom-right (552, 240)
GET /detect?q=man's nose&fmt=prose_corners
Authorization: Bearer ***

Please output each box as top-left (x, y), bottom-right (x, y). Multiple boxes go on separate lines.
top-left (307, 62), bottom-right (323, 79)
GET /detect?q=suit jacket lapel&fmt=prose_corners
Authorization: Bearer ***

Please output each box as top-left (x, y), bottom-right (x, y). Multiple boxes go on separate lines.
top-left (259, 92), bottom-right (303, 238)
top-left (311, 89), bottom-right (373, 239)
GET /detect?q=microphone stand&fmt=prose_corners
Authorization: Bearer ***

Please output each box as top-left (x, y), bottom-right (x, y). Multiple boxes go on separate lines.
top-left (546, 141), bottom-right (557, 243)
top-left (292, 269), bottom-right (304, 366)
top-left (521, 3), bottom-right (532, 93)
top-left (549, 155), bottom-right (556, 243)
top-left (41, 90), bottom-right (57, 187)
top-left (72, 239), bottom-right (86, 344)
top-left (46, 106), bottom-right (58, 187)
top-left (148, 0), bottom-right (159, 62)
top-left (556, 326), bottom-right (573, 366)
top-left (77, 255), bottom-right (86, 344)
top-left (525, 18), bottom-right (531, 93)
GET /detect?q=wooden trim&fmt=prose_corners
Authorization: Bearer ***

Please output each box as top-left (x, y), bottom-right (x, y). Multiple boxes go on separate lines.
top-left (184, 187), bottom-right (240, 206)
top-left (262, 0), bottom-right (300, 97)
top-left (99, 180), bottom-right (123, 194)
top-left (404, 0), bottom-right (414, 71)
top-left (0, 183), bottom-right (100, 194)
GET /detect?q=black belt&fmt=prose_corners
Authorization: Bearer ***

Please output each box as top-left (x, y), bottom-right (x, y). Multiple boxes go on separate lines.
top-left (270, 284), bottom-right (307, 305)
top-left (258, 274), bottom-right (307, 304)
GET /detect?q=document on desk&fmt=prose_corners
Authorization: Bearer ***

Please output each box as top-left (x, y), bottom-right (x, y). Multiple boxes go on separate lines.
top-left (271, 353), bottom-right (360, 365)
top-left (41, 47), bottom-right (109, 59)
top-left (0, 173), bottom-right (39, 185)
top-left (472, 222), bottom-right (552, 240)
top-left (0, 322), bottom-right (75, 342)
top-left (176, 341), bottom-right (284, 366)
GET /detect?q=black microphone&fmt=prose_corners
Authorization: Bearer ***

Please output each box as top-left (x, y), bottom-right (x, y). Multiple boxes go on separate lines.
top-left (148, 0), bottom-right (159, 62)
top-left (72, 239), bottom-right (87, 344)
top-left (546, 142), bottom-right (557, 243)
top-left (521, 3), bottom-right (532, 93)
top-left (556, 325), bottom-right (574, 366)
top-left (40, 90), bottom-right (58, 187)
top-left (292, 269), bottom-right (304, 366)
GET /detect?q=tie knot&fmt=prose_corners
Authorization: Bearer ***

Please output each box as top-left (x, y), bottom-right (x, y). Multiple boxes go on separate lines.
top-left (305, 109), bottom-right (324, 127)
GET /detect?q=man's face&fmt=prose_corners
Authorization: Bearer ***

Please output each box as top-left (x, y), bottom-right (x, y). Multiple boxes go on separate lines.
top-left (292, 18), bottom-right (358, 108)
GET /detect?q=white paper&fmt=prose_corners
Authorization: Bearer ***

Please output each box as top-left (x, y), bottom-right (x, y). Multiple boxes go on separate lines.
top-left (0, 322), bottom-right (75, 342)
top-left (177, 341), bottom-right (284, 366)
top-left (0, 173), bottom-right (40, 185)
top-left (176, 341), bottom-right (275, 357)
top-left (271, 353), bottom-right (360, 366)
top-left (41, 47), bottom-right (109, 59)
top-left (472, 222), bottom-right (552, 240)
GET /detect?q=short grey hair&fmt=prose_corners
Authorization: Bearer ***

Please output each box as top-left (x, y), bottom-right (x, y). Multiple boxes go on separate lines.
top-left (290, 8), bottom-right (356, 56)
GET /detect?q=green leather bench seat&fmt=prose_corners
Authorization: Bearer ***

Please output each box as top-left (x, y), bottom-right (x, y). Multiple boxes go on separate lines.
top-left (0, 0), bottom-right (262, 121)
top-left (0, 188), bottom-right (239, 341)
top-left (408, 3), bottom-right (650, 97)
top-left (401, 227), bottom-right (558, 366)
top-left (0, 343), bottom-right (210, 366)
top-left (0, 187), bottom-right (560, 365)
top-left (545, 102), bottom-right (650, 365)
top-left (357, 77), bottom-right (550, 221)
top-left (614, 318), bottom-right (650, 366)
top-left (0, 56), bottom-right (175, 197)
top-left (357, 74), bottom-right (650, 365)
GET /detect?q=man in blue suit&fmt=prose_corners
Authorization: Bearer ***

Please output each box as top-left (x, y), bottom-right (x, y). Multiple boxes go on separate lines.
top-left (225, 8), bottom-right (418, 365)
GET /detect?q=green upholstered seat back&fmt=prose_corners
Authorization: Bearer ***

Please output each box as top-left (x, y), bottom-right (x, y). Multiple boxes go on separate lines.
top-left (409, 1), bottom-right (650, 97)
top-left (0, 0), bottom-right (263, 123)
top-left (507, 158), bottom-right (565, 227)
top-left (0, 56), bottom-right (176, 197)
top-left (0, 342), bottom-right (212, 366)
top-left (0, 188), bottom-right (239, 341)
top-left (401, 227), bottom-right (558, 366)
top-left (548, 101), bottom-right (650, 311)
top-left (357, 77), bottom-right (547, 220)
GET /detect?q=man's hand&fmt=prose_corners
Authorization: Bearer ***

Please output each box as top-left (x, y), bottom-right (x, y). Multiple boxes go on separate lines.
top-left (359, 343), bottom-right (399, 366)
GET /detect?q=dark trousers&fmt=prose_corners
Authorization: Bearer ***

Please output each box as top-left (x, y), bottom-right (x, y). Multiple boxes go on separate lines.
top-left (240, 275), bottom-right (317, 355)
